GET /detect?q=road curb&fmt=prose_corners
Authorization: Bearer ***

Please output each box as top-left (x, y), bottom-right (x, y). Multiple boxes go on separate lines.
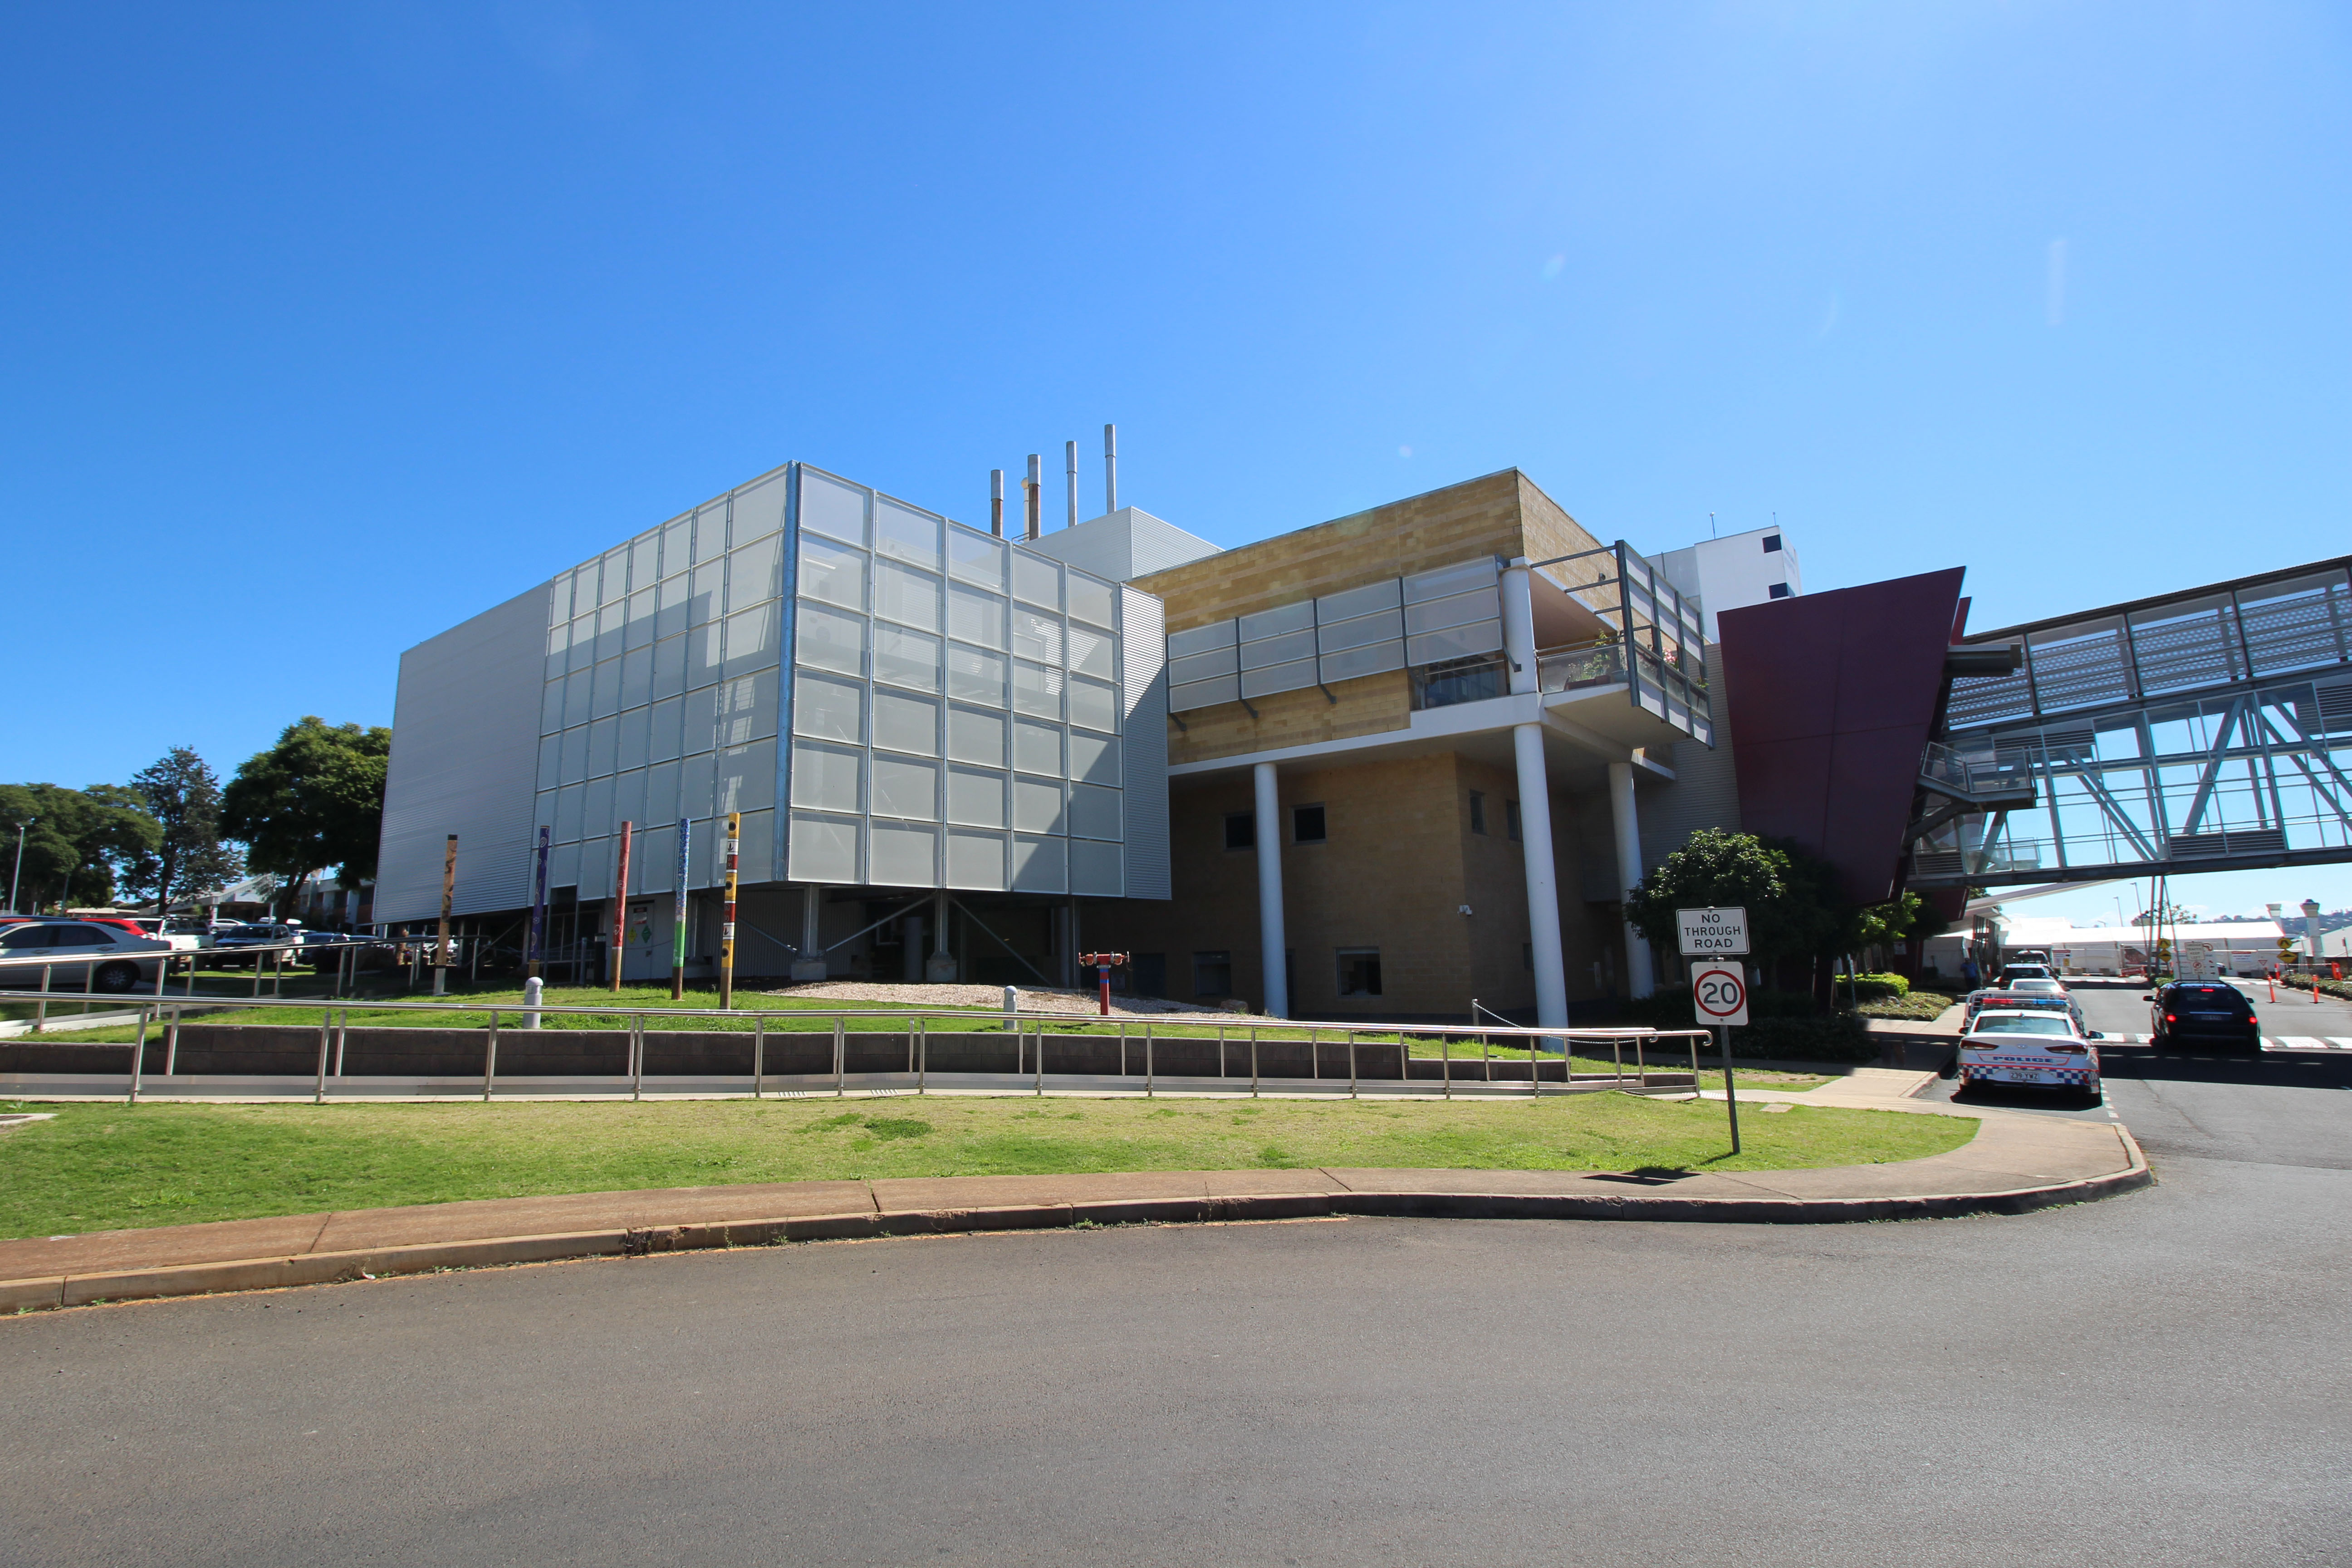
top-left (1, 1136), bottom-right (2154, 1314)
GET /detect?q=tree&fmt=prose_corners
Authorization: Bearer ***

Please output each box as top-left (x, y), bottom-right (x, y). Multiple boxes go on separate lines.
top-left (123, 747), bottom-right (245, 913)
top-left (1627, 829), bottom-right (1944, 1004)
top-left (221, 718), bottom-right (392, 918)
top-left (0, 783), bottom-right (161, 911)
top-left (1847, 889), bottom-right (1932, 953)
top-left (1622, 828), bottom-right (1842, 966)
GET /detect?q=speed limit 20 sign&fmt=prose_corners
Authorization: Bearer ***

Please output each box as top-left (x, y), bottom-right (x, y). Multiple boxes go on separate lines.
top-left (1691, 962), bottom-right (1749, 1028)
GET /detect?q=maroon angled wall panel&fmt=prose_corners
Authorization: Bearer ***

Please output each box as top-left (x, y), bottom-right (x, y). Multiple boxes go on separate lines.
top-left (1718, 568), bottom-right (1966, 906)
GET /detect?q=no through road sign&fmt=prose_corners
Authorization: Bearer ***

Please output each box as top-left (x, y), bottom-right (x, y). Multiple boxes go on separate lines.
top-left (1676, 906), bottom-right (1749, 957)
top-left (1691, 962), bottom-right (1749, 1027)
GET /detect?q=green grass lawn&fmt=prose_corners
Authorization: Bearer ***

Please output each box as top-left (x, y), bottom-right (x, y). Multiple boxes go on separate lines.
top-left (0, 1092), bottom-right (1972, 1240)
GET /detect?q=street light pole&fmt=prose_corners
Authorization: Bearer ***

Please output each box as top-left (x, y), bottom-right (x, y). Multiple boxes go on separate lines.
top-left (8, 818), bottom-right (32, 914)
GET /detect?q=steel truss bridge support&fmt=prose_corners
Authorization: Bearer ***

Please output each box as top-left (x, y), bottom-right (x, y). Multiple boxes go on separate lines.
top-left (1909, 555), bottom-right (2352, 890)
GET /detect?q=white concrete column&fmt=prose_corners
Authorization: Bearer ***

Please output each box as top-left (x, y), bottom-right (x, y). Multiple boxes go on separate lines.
top-left (792, 884), bottom-right (826, 980)
top-left (1607, 761), bottom-right (1656, 999)
top-left (1512, 725), bottom-right (1570, 1031)
top-left (1503, 559), bottom-right (1569, 1031)
top-left (1254, 761), bottom-right (1289, 1019)
top-left (1502, 557), bottom-right (1538, 694)
top-left (926, 888), bottom-right (957, 980)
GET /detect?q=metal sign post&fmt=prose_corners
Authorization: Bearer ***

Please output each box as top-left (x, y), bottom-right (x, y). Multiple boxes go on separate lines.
top-left (1680, 907), bottom-right (1751, 1156)
top-left (1691, 962), bottom-right (1749, 1155)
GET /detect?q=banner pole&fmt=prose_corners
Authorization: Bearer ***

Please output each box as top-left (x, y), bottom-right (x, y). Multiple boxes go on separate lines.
top-left (671, 817), bottom-right (691, 1001)
top-left (720, 811), bottom-right (740, 1010)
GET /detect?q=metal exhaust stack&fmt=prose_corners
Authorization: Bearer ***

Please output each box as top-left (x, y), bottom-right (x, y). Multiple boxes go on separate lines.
top-left (1103, 423), bottom-right (1118, 513)
top-left (990, 468), bottom-right (1004, 537)
top-left (1064, 441), bottom-right (1079, 530)
top-left (1024, 454), bottom-right (1041, 541)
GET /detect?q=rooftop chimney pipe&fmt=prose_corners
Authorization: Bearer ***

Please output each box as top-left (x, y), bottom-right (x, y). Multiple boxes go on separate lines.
top-left (1065, 441), bottom-right (1079, 530)
top-left (1103, 424), bottom-right (1118, 514)
top-left (1024, 454), bottom-right (1041, 541)
top-left (990, 469), bottom-right (1004, 538)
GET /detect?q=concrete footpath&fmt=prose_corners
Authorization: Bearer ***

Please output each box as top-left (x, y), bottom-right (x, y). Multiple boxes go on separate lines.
top-left (0, 1090), bottom-right (2148, 1313)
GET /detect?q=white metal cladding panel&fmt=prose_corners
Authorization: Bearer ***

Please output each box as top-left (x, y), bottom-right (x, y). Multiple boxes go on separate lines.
top-left (377, 583), bottom-right (548, 923)
top-left (1120, 586), bottom-right (1171, 899)
top-left (1637, 642), bottom-right (1742, 872)
top-left (1126, 511), bottom-right (1222, 577)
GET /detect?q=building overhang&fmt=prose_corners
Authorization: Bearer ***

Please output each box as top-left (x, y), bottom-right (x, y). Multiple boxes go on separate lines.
top-left (1165, 682), bottom-right (1691, 793)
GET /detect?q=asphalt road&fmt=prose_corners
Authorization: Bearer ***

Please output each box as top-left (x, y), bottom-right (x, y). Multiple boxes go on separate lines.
top-left (5, 1002), bottom-right (2348, 1567)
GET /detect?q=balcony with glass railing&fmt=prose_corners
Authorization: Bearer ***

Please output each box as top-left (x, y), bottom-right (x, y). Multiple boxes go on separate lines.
top-left (1404, 543), bottom-right (1713, 745)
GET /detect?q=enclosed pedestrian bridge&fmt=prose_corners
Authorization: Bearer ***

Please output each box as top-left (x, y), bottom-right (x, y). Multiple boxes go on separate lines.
top-left (1908, 556), bottom-right (2352, 889)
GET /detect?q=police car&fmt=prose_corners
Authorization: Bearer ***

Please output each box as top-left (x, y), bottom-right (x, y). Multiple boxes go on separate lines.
top-left (1956, 1008), bottom-right (2102, 1101)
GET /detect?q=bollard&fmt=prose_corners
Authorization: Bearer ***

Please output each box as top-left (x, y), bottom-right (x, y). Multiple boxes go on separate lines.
top-left (522, 975), bottom-right (544, 1030)
top-left (127, 1005), bottom-right (150, 1104)
top-left (483, 1009), bottom-right (500, 1101)
top-left (313, 1012), bottom-right (331, 1104)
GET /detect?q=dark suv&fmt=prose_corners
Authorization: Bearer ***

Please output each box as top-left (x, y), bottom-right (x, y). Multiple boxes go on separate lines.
top-left (2146, 981), bottom-right (2261, 1054)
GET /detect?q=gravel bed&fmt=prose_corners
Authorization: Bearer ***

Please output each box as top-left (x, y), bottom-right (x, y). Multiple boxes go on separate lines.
top-left (762, 980), bottom-right (1285, 1024)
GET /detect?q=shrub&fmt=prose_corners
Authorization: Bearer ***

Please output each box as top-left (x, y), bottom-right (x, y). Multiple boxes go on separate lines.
top-left (1620, 987), bottom-right (1818, 1030)
top-left (2283, 975), bottom-right (2352, 1003)
top-left (1832, 971), bottom-right (1909, 1001)
top-left (1616, 989), bottom-right (1882, 1061)
top-left (1723, 1010), bottom-right (1879, 1062)
top-left (1854, 990), bottom-right (1955, 1021)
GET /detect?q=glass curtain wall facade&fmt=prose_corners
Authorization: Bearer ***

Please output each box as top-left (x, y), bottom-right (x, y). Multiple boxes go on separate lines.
top-left (528, 461), bottom-right (1136, 903)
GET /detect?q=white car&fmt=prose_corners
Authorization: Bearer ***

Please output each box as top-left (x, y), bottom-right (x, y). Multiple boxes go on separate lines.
top-left (0, 919), bottom-right (172, 993)
top-left (126, 916), bottom-right (203, 952)
top-left (1957, 1009), bottom-right (2102, 1100)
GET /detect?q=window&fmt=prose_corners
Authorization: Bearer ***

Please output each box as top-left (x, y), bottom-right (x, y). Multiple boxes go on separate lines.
top-left (1762, 535), bottom-right (1782, 553)
top-left (0, 924), bottom-right (59, 949)
top-left (1292, 804), bottom-right (1326, 844)
top-left (1224, 813), bottom-right (1256, 851)
top-left (1468, 791), bottom-right (1486, 834)
top-left (1337, 948), bottom-right (1382, 997)
top-left (1523, 942), bottom-right (1533, 971)
top-left (1192, 950), bottom-right (1232, 998)
top-left (1768, 583), bottom-right (1792, 599)
top-left (1505, 799), bottom-right (1522, 843)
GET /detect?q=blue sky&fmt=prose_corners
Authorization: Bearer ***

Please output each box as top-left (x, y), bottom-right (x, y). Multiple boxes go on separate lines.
top-left (3, 2), bottom-right (2347, 918)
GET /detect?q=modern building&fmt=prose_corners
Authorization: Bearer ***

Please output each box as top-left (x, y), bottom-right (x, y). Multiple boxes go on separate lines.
top-left (382, 451), bottom-right (1967, 1021)
top-left (1656, 526), bottom-right (1802, 641)
top-left (378, 461), bottom-right (1173, 989)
